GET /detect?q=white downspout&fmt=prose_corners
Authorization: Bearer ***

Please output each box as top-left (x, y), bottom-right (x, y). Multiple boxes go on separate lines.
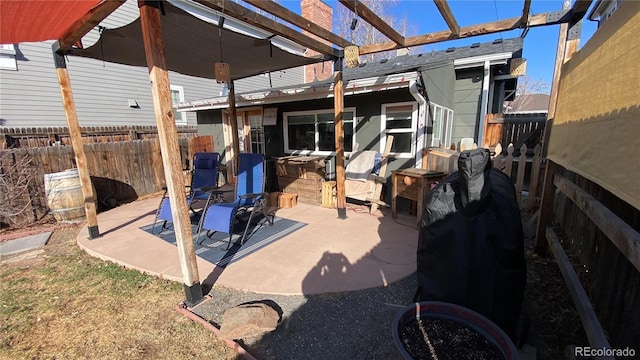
top-left (410, 79), bottom-right (427, 169)
top-left (478, 60), bottom-right (491, 148)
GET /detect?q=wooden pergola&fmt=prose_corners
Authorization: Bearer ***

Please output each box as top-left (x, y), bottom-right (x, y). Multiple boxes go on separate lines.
top-left (0, 0), bottom-right (592, 305)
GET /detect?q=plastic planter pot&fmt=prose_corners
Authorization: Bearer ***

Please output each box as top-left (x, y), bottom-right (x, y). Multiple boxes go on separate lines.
top-left (392, 301), bottom-right (519, 360)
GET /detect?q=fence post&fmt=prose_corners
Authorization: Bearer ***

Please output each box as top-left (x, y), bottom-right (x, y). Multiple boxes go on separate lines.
top-left (525, 144), bottom-right (542, 211)
top-left (515, 144), bottom-right (527, 207)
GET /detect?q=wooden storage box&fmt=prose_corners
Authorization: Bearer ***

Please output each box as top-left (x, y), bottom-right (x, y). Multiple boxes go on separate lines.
top-left (276, 156), bottom-right (326, 204)
top-left (266, 192), bottom-right (281, 208)
top-left (322, 181), bottom-right (336, 208)
top-left (279, 193), bottom-right (298, 208)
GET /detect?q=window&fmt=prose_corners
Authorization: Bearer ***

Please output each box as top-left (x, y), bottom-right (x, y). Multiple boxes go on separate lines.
top-left (284, 109), bottom-right (354, 154)
top-left (0, 44), bottom-right (17, 70)
top-left (249, 113), bottom-right (265, 154)
top-left (381, 103), bottom-right (418, 157)
top-left (430, 104), bottom-right (454, 147)
top-left (170, 85), bottom-right (187, 124)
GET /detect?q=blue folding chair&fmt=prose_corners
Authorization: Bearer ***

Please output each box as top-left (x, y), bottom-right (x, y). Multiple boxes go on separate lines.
top-left (151, 152), bottom-right (221, 233)
top-left (196, 153), bottom-right (274, 249)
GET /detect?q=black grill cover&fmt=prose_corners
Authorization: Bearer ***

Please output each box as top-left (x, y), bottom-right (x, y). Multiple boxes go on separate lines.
top-left (414, 148), bottom-right (526, 339)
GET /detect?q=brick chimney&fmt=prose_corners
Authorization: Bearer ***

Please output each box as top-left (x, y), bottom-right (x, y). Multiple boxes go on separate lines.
top-left (301, 0), bottom-right (333, 83)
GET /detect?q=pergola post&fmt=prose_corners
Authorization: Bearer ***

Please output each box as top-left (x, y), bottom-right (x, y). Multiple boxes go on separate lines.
top-left (228, 81), bottom-right (241, 177)
top-left (139, 0), bottom-right (203, 306)
top-left (333, 57), bottom-right (347, 219)
top-left (535, 0), bottom-right (580, 253)
top-left (52, 49), bottom-right (100, 240)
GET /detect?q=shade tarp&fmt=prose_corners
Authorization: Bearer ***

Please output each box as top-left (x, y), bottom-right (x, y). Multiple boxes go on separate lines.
top-left (547, 1), bottom-right (640, 210)
top-left (69, 1), bottom-right (323, 81)
top-left (0, 0), bottom-right (102, 44)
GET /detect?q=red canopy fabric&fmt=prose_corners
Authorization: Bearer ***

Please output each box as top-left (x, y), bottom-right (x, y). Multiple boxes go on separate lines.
top-left (0, 1), bottom-right (102, 44)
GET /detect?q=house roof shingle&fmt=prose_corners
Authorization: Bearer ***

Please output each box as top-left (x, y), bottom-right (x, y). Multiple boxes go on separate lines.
top-left (178, 37), bottom-right (524, 110)
top-left (504, 93), bottom-right (550, 113)
top-left (341, 37), bottom-right (523, 81)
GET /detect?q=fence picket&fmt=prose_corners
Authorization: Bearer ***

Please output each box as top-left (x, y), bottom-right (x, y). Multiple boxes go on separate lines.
top-left (525, 144), bottom-right (543, 211)
top-left (505, 144), bottom-right (514, 177)
top-left (515, 144), bottom-right (528, 206)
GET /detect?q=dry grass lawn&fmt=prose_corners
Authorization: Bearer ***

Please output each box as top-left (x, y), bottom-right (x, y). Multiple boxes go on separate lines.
top-left (1, 224), bottom-right (239, 359)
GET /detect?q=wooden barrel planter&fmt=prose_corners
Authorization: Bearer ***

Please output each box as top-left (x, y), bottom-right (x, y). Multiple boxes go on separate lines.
top-left (392, 302), bottom-right (519, 360)
top-left (44, 169), bottom-right (88, 222)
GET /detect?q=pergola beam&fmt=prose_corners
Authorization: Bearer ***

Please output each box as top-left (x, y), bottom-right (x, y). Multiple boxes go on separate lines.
top-left (359, 11), bottom-right (570, 55)
top-left (571, 0), bottom-right (594, 19)
top-left (193, 0), bottom-right (339, 58)
top-left (433, 0), bottom-right (460, 36)
top-left (243, 0), bottom-right (354, 49)
top-left (55, 0), bottom-right (125, 53)
top-left (521, 0), bottom-right (531, 26)
top-left (338, 0), bottom-right (405, 47)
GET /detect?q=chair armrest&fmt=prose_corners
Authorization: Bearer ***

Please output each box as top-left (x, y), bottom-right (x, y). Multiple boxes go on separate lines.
top-left (239, 192), bottom-right (266, 200)
top-left (203, 187), bottom-right (233, 195)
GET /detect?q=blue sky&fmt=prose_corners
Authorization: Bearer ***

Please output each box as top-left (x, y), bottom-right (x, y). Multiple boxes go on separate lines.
top-left (278, 0), bottom-right (598, 91)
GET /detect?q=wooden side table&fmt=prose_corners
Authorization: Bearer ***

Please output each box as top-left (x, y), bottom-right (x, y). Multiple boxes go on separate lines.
top-left (391, 168), bottom-right (446, 226)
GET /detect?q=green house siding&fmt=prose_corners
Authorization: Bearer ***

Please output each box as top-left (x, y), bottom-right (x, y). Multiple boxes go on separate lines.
top-left (453, 68), bottom-right (483, 148)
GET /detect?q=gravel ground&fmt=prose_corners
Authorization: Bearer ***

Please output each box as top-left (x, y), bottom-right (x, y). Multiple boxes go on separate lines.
top-left (191, 275), bottom-right (417, 360)
top-left (186, 212), bottom-right (591, 360)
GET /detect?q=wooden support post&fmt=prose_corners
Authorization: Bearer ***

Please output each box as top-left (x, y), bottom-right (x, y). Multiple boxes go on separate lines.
top-left (52, 49), bottom-right (99, 239)
top-left (543, 0), bottom-right (572, 157)
top-left (228, 81), bottom-right (240, 177)
top-left (535, 159), bottom-right (561, 252)
top-left (139, 1), bottom-right (203, 307)
top-left (333, 58), bottom-right (346, 219)
top-left (370, 135), bottom-right (393, 214)
top-left (535, 0), bottom-right (579, 253)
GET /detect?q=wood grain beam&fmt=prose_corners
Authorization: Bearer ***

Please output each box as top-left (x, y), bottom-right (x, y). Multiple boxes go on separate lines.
top-left (572, 0), bottom-right (594, 18)
top-left (139, 0), bottom-right (203, 304)
top-left (243, 0), bottom-right (354, 48)
top-left (521, 0), bottom-right (531, 26)
top-left (546, 227), bottom-right (613, 351)
top-left (433, 0), bottom-right (459, 36)
top-left (55, 0), bottom-right (125, 53)
top-left (360, 12), bottom-right (560, 55)
top-left (193, 0), bottom-right (338, 58)
top-left (53, 55), bottom-right (99, 239)
top-left (333, 61), bottom-right (346, 219)
top-left (338, 0), bottom-right (405, 47)
top-left (554, 174), bottom-right (640, 272)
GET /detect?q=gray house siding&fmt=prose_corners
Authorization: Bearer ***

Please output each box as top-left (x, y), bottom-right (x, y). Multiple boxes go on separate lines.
top-left (193, 110), bottom-right (227, 156)
top-left (198, 87), bottom-right (418, 173)
top-left (452, 68), bottom-right (483, 148)
top-left (0, 0), bottom-right (305, 128)
top-left (0, 41), bottom-right (213, 128)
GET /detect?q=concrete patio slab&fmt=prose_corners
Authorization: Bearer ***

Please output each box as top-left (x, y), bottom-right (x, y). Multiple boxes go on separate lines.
top-left (77, 194), bottom-right (421, 295)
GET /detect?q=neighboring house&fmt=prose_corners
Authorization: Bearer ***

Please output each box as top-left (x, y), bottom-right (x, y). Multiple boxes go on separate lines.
top-left (0, 0), bottom-right (305, 128)
top-left (588, 0), bottom-right (624, 25)
top-left (178, 37), bottom-right (523, 174)
top-left (503, 93), bottom-right (550, 115)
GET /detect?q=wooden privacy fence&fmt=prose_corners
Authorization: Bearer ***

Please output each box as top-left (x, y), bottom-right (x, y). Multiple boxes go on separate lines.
top-left (482, 113), bottom-right (547, 155)
top-left (0, 138), bottom-right (192, 227)
top-left (0, 125), bottom-right (197, 149)
top-left (424, 142), bottom-right (544, 211)
top-left (539, 167), bottom-right (640, 352)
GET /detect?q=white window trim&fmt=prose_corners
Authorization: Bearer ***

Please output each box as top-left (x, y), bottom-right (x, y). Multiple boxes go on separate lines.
top-left (283, 107), bottom-right (356, 156)
top-left (430, 104), bottom-right (455, 148)
top-left (380, 102), bottom-right (418, 158)
top-left (0, 44), bottom-right (17, 70)
top-left (170, 85), bottom-right (187, 124)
